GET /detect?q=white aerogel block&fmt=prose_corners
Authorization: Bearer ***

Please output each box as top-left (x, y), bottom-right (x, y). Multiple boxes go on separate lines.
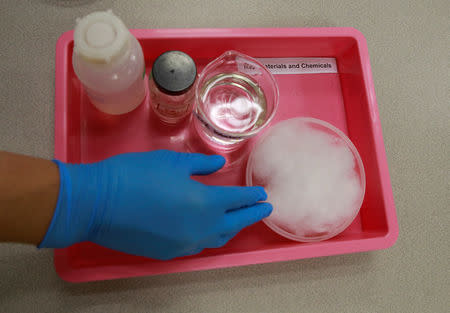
top-left (249, 118), bottom-right (364, 241)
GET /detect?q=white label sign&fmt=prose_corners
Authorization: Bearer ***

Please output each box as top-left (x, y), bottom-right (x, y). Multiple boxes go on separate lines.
top-left (255, 57), bottom-right (337, 75)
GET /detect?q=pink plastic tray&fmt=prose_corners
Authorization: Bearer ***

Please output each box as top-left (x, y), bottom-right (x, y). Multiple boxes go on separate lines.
top-left (54, 28), bottom-right (398, 282)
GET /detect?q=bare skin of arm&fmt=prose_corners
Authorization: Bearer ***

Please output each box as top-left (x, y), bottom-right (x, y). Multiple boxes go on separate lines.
top-left (0, 151), bottom-right (58, 245)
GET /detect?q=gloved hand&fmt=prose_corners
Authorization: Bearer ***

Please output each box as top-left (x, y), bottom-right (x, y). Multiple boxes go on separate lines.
top-left (39, 150), bottom-right (272, 260)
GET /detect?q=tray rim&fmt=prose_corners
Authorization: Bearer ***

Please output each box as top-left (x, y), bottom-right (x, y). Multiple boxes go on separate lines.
top-left (54, 27), bottom-right (398, 282)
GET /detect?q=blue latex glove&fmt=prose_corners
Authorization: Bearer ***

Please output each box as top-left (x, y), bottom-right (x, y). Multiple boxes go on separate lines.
top-left (39, 150), bottom-right (272, 260)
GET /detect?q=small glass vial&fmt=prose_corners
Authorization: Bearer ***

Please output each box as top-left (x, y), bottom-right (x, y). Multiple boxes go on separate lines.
top-left (72, 10), bottom-right (146, 115)
top-left (149, 51), bottom-right (197, 124)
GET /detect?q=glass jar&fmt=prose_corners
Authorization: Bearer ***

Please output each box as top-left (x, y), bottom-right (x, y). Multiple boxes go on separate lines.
top-left (149, 51), bottom-right (197, 124)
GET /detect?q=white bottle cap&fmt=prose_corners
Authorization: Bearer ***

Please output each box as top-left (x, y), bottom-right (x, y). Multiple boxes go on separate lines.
top-left (74, 10), bottom-right (130, 63)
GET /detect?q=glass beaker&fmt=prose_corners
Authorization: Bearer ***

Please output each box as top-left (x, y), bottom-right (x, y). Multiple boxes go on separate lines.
top-left (193, 51), bottom-right (279, 150)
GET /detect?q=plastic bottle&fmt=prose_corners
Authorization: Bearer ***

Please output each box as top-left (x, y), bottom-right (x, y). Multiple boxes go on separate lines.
top-left (72, 10), bottom-right (146, 115)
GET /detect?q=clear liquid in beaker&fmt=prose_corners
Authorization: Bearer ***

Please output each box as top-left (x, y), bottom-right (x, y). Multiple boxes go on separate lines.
top-left (196, 73), bottom-right (267, 147)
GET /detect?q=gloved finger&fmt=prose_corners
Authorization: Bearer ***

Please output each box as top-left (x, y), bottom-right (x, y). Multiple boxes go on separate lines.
top-left (222, 202), bottom-right (273, 233)
top-left (184, 153), bottom-right (226, 175)
top-left (212, 186), bottom-right (267, 212)
top-left (221, 231), bottom-right (239, 239)
top-left (204, 232), bottom-right (239, 249)
top-left (183, 247), bottom-right (204, 257)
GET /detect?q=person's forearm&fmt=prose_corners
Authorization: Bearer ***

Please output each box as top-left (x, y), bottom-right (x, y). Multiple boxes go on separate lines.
top-left (0, 151), bottom-right (59, 244)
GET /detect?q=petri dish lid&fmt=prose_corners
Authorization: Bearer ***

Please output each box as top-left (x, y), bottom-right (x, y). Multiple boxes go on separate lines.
top-left (74, 10), bottom-right (130, 63)
top-left (151, 51), bottom-right (197, 95)
top-left (246, 117), bottom-right (366, 242)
